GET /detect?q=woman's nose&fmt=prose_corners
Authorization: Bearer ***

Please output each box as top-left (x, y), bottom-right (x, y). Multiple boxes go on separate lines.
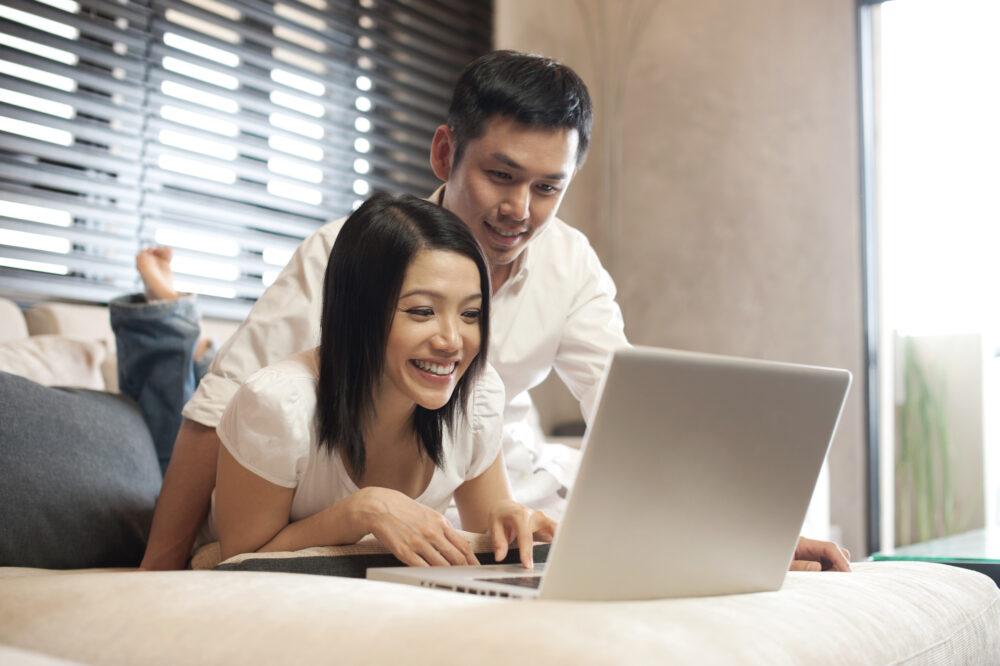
top-left (432, 317), bottom-right (461, 352)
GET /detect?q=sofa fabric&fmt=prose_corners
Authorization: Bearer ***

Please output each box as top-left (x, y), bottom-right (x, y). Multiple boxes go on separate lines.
top-left (1, 561), bottom-right (997, 665)
top-left (0, 335), bottom-right (107, 390)
top-left (0, 298), bottom-right (28, 343)
top-left (0, 372), bottom-right (161, 568)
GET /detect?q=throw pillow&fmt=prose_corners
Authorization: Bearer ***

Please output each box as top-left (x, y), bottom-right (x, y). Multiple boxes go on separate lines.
top-left (0, 371), bottom-right (162, 568)
top-left (0, 335), bottom-right (106, 390)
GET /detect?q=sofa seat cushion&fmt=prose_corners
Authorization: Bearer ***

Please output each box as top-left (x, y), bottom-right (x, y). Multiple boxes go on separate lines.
top-left (0, 562), bottom-right (997, 665)
top-left (0, 372), bottom-right (161, 568)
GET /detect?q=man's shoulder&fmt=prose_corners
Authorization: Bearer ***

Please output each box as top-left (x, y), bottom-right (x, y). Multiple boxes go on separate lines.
top-left (529, 215), bottom-right (603, 269)
top-left (540, 215), bottom-right (592, 247)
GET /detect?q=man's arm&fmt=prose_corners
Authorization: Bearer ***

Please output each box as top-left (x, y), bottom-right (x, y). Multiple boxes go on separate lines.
top-left (550, 235), bottom-right (629, 424)
top-left (139, 419), bottom-right (219, 570)
top-left (141, 222), bottom-right (343, 570)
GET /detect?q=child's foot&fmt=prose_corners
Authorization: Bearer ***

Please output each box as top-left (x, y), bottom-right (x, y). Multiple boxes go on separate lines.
top-left (136, 246), bottom-right (179, 301)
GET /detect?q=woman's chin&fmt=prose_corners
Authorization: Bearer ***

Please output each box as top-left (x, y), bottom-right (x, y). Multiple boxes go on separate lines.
top-left (416, 395), bottom-right (451, 411)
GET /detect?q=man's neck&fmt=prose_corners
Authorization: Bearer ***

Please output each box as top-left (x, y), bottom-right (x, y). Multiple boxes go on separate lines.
top-left (490, 262), bottom-right (513, 295)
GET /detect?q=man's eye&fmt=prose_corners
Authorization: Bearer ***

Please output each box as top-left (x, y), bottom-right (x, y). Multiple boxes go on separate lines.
top-left (537, 183), bottom-right (560, 194)
top-left (489, 170), bottom-right (512, 181)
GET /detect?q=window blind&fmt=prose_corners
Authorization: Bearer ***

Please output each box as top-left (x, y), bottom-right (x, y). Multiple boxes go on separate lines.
top-left (0, 0), bottom-right (492, 319)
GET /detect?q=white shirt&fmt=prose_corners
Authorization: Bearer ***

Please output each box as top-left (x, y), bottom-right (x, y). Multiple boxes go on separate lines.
top-left (183, 186), bottom-right (628, 463)
top-left (206, 349), bottom-right (505, 538)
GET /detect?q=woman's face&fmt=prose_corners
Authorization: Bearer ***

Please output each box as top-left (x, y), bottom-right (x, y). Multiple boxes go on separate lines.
top-left (381, 249), bottom-right (483, 411)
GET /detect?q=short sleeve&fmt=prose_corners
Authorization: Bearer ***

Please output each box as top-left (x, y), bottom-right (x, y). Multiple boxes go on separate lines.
top-left (216, 366), bottom-right (317, 488)
top-left (463, 362), bottom-right (506, 480)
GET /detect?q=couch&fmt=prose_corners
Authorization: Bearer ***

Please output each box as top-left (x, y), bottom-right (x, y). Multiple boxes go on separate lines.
top-left (1, 297), bottom-right (999, 665)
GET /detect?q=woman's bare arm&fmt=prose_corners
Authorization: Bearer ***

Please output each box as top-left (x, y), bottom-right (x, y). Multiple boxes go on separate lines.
top-left (139, 419), bottom-right (219, 570)
top-left (214, 445), bottom-right (478, 565)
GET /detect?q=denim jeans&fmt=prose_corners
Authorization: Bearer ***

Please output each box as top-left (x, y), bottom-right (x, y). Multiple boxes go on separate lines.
top-left (110, 294), bottom-right (213, 474)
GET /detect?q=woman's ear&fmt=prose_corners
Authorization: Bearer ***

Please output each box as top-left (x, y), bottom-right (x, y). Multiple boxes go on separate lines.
top-left (429, 125), bottom-right (455, 181)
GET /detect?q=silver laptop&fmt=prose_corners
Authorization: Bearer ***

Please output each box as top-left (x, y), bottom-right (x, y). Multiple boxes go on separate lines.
top-left (367, 345), bottom-right (852, 601)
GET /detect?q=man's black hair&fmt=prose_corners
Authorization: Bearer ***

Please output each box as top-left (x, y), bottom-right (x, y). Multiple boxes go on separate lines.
top-left (447, 50), bottom-right (593, 169)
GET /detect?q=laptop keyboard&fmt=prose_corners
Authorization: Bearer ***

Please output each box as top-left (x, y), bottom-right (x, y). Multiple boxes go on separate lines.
top-left (475, 575), bottom-right (543, 589)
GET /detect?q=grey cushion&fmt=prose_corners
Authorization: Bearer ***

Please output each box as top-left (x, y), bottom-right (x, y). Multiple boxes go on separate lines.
top-left (0, 371), bottom-right (162, 568)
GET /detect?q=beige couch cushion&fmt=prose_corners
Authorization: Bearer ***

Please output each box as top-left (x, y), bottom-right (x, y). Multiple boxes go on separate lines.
top-left (0, 562), bottom-right (997, 665)
top-left (0, 298), bottom-right (28, 343)
top-left (23, 301), bottom-right (241, 393)
top-left (0, 336), bottom-right (106, 390)
top-left (25, 304), bottom-right (117, 391)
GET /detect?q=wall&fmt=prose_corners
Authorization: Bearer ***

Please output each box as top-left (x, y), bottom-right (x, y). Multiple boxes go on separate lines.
top-left (497, 0), bottom-right (868, 556)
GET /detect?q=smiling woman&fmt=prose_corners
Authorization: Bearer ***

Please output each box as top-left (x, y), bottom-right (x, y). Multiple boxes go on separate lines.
top-left (210, 193), bottom-right (556, 568)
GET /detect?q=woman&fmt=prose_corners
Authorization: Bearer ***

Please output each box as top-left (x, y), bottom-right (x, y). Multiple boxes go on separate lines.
top-left (209, 193), bottom-right (554, 567)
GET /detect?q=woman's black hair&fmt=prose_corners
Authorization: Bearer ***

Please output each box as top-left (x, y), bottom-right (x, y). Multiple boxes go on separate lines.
top-left (315, 192), bottom-right (491, 477)
top-left (447, 50), bottom-right (594, 169)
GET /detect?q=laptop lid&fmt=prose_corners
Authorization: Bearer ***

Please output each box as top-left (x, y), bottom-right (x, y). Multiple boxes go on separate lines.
top-left (368, 346), bottom-right (852, 601)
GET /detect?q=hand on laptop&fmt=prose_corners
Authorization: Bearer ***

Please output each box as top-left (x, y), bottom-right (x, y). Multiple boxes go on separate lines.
top-left (790, 536), bottom-right (852, 572)
top-left (365, 488), bottom-right (481, 567)
top-left (487, 500), bottom-right (557, 570)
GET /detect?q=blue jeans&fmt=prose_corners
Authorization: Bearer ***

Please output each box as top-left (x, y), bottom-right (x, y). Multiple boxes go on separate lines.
top-left (110, 294), bottom-right (213, 474)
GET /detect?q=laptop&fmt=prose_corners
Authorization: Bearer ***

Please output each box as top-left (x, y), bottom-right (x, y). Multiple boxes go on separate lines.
top-left (367, 345), bottom-right (852, 601)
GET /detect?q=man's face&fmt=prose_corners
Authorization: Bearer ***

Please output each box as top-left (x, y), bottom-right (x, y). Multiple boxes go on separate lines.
top-left (437, 116), bottom-right (579, 283)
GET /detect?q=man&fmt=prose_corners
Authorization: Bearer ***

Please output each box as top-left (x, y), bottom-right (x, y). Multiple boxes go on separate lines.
top-left (142, 50), bottom-right (850, 572)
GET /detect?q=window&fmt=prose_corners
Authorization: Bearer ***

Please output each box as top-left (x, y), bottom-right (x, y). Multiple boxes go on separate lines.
top-left (859, 0), bottom-right (999, 551)
top-left (0, 0), bottom-right (492, 318)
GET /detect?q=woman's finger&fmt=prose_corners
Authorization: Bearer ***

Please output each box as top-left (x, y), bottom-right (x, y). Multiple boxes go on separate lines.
top-left (490, 518), bottom-right (509, 563)
top-left (443, 526), bottom-right (479, 566)
top-left (514, 514), bottom-right (535, 569)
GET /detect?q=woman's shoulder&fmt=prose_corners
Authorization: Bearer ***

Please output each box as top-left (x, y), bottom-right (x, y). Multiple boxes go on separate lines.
top-left (244, 348), bottom-right (319, 389)
top-left (468, 362), bottom-right (505, 426)
top-left (458, 362), bottom-right (504, 453)
top-left (234, 348), bottom-right (320, 421)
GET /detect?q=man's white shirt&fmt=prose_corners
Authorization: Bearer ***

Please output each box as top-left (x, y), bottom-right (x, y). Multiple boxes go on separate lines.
top-left (183, 186), bottom-right (629, 503)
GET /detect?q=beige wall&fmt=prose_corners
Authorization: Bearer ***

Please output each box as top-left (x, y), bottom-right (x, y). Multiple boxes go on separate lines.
top-left (497, 0), bottom-right (868, 556)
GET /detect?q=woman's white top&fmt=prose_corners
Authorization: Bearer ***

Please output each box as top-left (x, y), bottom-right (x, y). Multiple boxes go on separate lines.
top-left (207, 349), bottom-right (505, 537)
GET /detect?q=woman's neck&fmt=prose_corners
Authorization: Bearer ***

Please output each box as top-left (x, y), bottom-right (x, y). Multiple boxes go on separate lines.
top-left (364, 385), bottom-right (417, 453)
top-left (351, 388), bottom-right (432, 498)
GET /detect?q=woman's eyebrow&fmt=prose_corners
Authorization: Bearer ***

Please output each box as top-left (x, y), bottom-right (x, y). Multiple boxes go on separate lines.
top-left (399, 289), bottom-right (482, 301)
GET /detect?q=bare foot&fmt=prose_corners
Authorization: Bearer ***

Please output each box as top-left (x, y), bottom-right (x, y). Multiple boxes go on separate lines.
top-left (136, 246), bottom-right (179, 301)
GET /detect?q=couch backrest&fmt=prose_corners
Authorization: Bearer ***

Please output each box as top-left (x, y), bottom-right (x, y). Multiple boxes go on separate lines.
top-left (20, 302), bottom-right (241, 392)
top-left (0, 298), bottom-right (28, 343)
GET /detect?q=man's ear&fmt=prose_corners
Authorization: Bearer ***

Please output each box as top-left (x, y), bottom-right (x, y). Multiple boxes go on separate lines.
top-left (429, 125), bottom-right (455, 181)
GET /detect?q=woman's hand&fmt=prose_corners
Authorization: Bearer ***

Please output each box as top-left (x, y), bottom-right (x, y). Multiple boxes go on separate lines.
top-left (356, 487), bottom-right (479, 567)
top-left (487, 499), bottom-right (557, 569)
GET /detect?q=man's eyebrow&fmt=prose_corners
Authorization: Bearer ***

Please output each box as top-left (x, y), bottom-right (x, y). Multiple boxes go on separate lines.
top-left (490, 152), bottom-right (568, 181)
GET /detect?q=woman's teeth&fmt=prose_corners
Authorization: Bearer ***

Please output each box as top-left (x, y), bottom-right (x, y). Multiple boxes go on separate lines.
top-left (413, 360), bottom-right (456, 376)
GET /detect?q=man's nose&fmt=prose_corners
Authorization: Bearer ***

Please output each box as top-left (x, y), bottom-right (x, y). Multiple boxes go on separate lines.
top-left (500, 185), bottom-right (530, 221)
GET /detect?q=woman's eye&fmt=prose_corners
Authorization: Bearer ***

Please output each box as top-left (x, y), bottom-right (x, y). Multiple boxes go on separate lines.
top-left (407, 307), bottom-right (433, 317)
top-left (461, 309), bottom-right (481, 322)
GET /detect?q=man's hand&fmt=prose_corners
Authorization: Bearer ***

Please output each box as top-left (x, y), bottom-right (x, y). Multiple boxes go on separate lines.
top-left (487, 499), bottom-right (557, 569)
top-left (362, 487), bottom-right (479, 567)
top-left (790, 535), bottom-right (852, 572)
